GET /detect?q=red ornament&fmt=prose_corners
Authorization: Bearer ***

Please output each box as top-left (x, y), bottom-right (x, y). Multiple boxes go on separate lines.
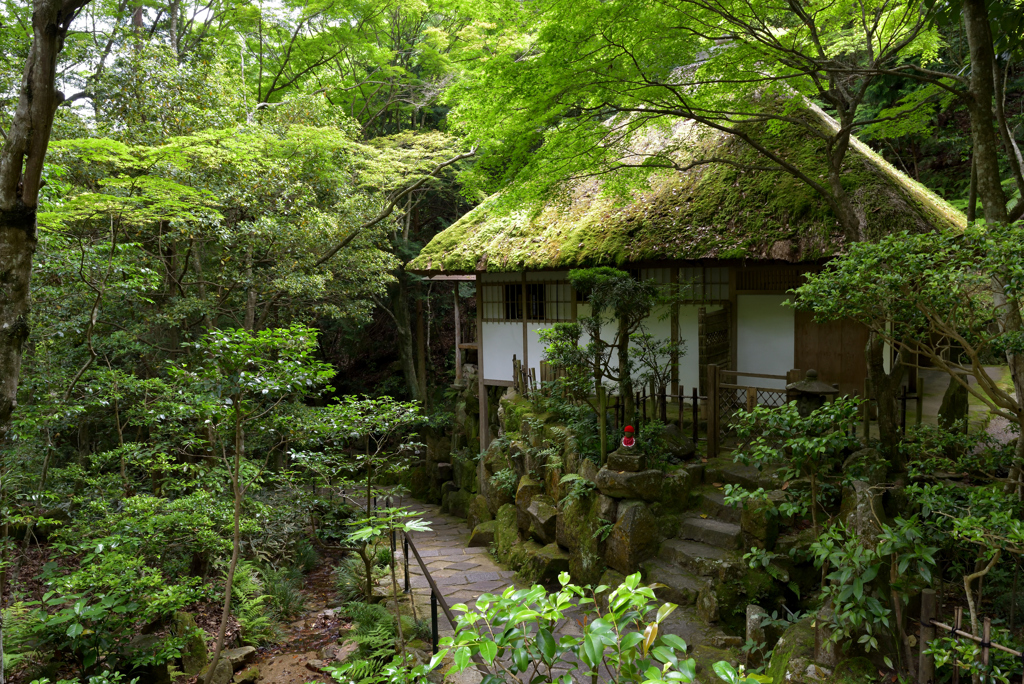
top-left (622, 425), bottom-right (635, 448)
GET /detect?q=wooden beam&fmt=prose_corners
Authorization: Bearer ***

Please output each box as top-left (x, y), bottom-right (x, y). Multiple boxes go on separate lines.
top-left (453, 288), bottom-right (462, 386)
top-left (477, 275), bottom-right (488, 452)
top-left (670, 266), bottom-right (679, 397)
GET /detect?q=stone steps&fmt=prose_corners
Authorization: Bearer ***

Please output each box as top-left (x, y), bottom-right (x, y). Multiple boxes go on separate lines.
top-left (642, 560), bottom-right (707, 606)
top-left (680, 516), bottom-right (744, 550)
top-left (703, 458), bottom-right (769, 490)
top-left (659, 538), bottom-right (743, 578)
top-left (697, 489), bottom-right (741, 524)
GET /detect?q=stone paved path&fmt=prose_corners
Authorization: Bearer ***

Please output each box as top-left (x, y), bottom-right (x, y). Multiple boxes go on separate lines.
top-left (390, 498), bottom-right (519, 639)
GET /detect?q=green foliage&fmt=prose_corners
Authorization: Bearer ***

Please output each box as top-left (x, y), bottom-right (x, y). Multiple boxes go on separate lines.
top-left (489, 468), bottom-right (519, 498)
top-left (27, 543), bottom-right (204, 675)
top-left (558, 473), bottom-right (596, 506)
top-left (232, 561), bottom-right (279, 646)
top-left (440, 571), bottom-right (764, 684)
top-left (793, 224), bottom-right (1024, 424)
top-left (810, 517), bottom-right (937, 654)
top-left (260, 565), bottom-right (307, 620)
top-left (323, 603), bottom-right (398, 683)
top-left (637, 420), bottom-right (668, 464)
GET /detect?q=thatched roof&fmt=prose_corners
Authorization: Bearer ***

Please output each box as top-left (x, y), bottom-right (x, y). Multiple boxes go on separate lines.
top-left (410, 107), bottom-right (965, 274)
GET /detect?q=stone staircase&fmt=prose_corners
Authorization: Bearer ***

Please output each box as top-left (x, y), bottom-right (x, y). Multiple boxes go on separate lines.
top-left (642, 457), bottom-right (776, 631)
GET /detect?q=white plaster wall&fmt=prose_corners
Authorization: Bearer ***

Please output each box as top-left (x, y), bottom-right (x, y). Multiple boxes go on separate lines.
top-left (736, 295), bottom-right (794, 389)
top-left (482, 321), bottom-right (521, 382)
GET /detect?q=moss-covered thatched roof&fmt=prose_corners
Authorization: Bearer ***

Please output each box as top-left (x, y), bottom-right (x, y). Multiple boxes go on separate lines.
top-left (410, 107), bottom-right (965, 274)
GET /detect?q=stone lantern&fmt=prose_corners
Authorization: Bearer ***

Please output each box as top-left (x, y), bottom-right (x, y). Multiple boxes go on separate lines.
top-left (786, 369), bottom-right (840, 417)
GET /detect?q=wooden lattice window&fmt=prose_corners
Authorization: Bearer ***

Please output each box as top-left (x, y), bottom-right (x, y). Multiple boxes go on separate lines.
top-left (482, 281), bottom-right (573, 322)
top-left (735, 267), bottom-right (807, 293)
top-left (680, 266), bottom-right (729, 302)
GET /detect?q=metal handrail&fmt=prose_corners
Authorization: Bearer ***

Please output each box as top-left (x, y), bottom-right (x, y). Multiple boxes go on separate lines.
top-left (400, 529), bottom-right (492, 676)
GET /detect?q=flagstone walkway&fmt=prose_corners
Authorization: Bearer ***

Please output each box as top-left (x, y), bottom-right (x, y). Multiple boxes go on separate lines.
top-left (391, 498), bottom-right (519, 638)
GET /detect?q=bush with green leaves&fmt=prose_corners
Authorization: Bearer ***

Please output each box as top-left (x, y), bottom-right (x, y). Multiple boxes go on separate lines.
top-left (731, 398), bottom-right (861, 532)
top-left (810, 517), bottom-right (937, 668)
top-left (25, 542), bottom-right (205, 676)
top-left (438, 571), bottom-right (765, 684)
top-left (489, 468), bottom-right (519, 498)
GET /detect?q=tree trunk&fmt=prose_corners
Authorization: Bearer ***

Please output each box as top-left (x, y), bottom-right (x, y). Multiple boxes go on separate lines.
top-left (207, 401), bottom-right (244, 684)
top-left (618, 316), bottom-right (635, 424)
top-left (961, 0), bottom-right (1009, 226)
top-left (866, 333), bottom-right (905, 470)
top-left (0, 0), bottom-right (90, 442)
top-left (392, 275), bottom-right (419, 401)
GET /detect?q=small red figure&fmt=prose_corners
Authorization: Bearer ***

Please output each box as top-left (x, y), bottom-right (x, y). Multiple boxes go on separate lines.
top-left (622, 425), bottom-right (636, 448)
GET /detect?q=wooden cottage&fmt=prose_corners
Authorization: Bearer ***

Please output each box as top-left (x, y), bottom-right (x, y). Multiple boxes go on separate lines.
top-left (409, 113), bottom-right (965, 452)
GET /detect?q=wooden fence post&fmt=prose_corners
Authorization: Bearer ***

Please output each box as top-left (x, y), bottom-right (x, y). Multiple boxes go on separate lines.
top-left (707, 364), bottom-right (719, 457)
top-left (746, 387), bottom-right (756, 413)
top-left (919, 589), bottom-right (935, 684)
top-left (916, 378), bottom-right (925, 425)
top-left (863, 377), bottom-right (872, 442)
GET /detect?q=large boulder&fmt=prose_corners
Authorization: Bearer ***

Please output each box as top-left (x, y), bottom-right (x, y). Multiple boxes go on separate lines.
top-left (603, 500), bottom-right (658, 574)
top-left (494, 504), bottom-right (520, 563)
top-left (740, 494), bottom-right (780, 550)
top-left (526, 495), bottom-right (558, 544)
top-left (516, 476), bottom-right (545, 535)
top-left (595, 468), bottom-right (663, 501)
top-left (469, 521), bottom-right (498, 547)
top-left (843, 448), bottom-right (887, 486)
top-left (662, 424), bottom-right (697, 463)
top-left (467, 494), bottom-right (493, 530)
top-left (520, 543), bottom-right (570, 585)
top-left (558, 491), bottom-right (607, 586)
top-left (442, 487), bottom-right (473, 519)
top-left (170, 611), bottom-right (207, 675)
top-left (607, 449), bottom-right (646, 472)
top-left (766, 616), bottom-right (826, 684)
top-left (660, 469), bottom-right (693, 513)
top-left (202, 658), bottom-right (233, 684)
top-left (939, 372), bottom-right (969, 430)
top-left (453, 453), bottom-right (478, 493)
top-left (839, 480), bottom-right (887, 545)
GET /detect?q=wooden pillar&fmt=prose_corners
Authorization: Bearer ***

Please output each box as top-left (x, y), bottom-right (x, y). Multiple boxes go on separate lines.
top-left (918, 589), bottom-right (936, 684)
top-left (416, 298), bottom-right (427, 402)
top-left (670, 267), bottom-right (680, 397)
top-left (521, 272), bottom-right (529, 379)
top-left (707, 364), bottom-right (719, 457)
top-left (453, 288), bottom-right (462, 386)
top-left (477, 275), bottom-right (488, 453)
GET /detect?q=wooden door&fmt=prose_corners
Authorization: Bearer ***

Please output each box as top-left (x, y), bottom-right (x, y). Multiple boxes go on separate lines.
top-left (794, 312), bottom-right (870, 396)
top-left (699, 305), bottom-right (731, 394)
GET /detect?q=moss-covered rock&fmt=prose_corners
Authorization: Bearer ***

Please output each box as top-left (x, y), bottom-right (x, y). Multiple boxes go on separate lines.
top-left (558, 491), bottom-right (607, 586)
top-left (469, 520), bottom-right (498, 547)
top-left (408, 466), bottom-right (429, 500)
top-left (170, 611), bottom-right (207, 675)
top-left (766, 616), bottom-right (821, 684)
top-left (595, 467), bottom-right (663, 501)
top-left (692, 645), bottom-right (740, 680)
top-left (494, 504), bottom-right (520, 564)
top-left (843, 448), bottom-right (887, 485)
top-left (660, 469), bottom-right (693, 513)
top-left (520, 542), bottom-right (570, 585)
top-left (452, 453), bottom-right (478, 493)
top-left (839, 480), bottom-right (887, 545)
top-left (508, 539), bottom-right (543, 571)
top-left (442, 487), bottom-right (473, 519)
top-left (596, 568), bottom-right (627, 610)
top-left (468, 494), bottom-right (492, 530)
top-left (516, 476), bottom-right (545, 535)
top-left (604, 499), bottom-right (658, 574)
top-left (526, 495), bottom-right (558, 544)
top-left (741, 496), bottom-right (779, 550)
top-left (827, 657), bottom-right (876, 684)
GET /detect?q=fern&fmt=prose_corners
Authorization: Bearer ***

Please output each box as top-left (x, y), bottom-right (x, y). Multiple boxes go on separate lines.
top-left (231, 561), bottom-right (278, 645)
top-left (323, 603), bottom-right (397, 683)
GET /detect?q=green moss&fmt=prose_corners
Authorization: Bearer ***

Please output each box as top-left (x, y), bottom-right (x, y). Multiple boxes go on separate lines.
top-left (827, 657), bottom-right (876, 684)
top-left (766, 616), bottom-right (817, 684)
top-left (409, 108), bottom-right (963, 274)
